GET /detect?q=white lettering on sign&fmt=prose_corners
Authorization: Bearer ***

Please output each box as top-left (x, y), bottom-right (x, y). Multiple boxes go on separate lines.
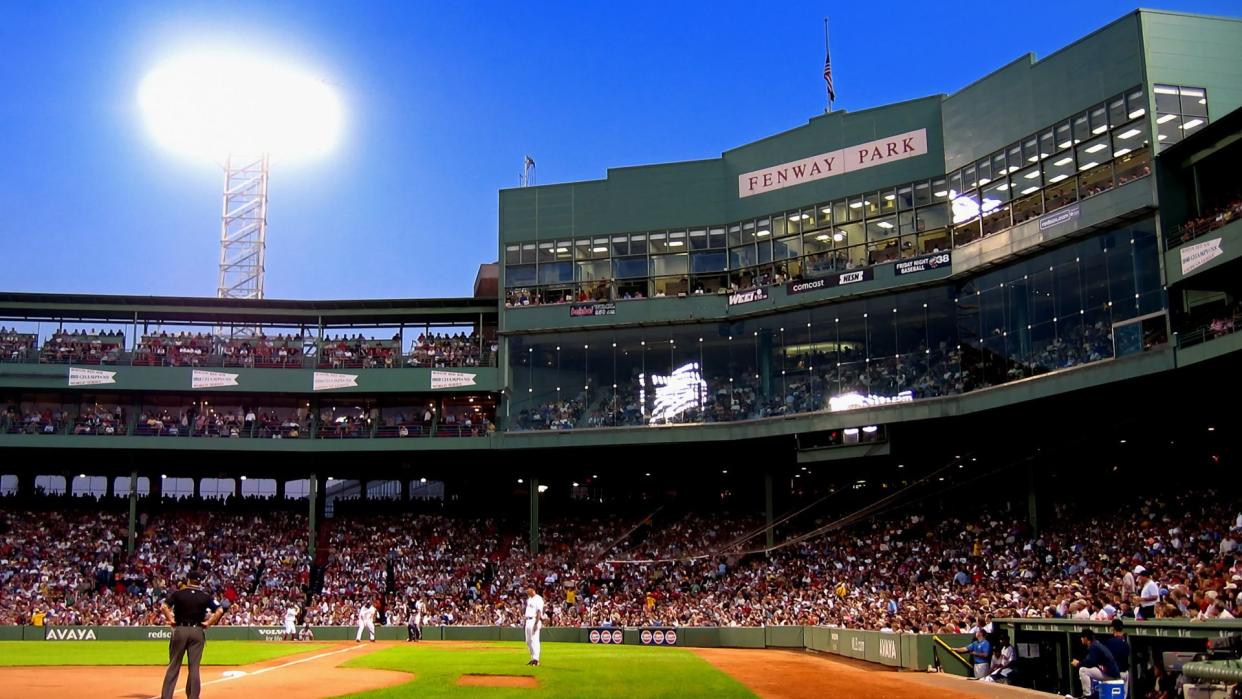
top-left (851, 637), bottom-right (866, 652)
top-left (68, 367), bottom-right (117, 386)
top-left (191, 369), bottom-right (239, 389)
top-left (430, 370), bottom-right (477, 389)
top-left (45, 628), bottom-right (97, 641)
top-left (829, 390), bottom-right (914, 412)
top-left (879, 638), bottom-right (898, 659)
top-left (739, 129), bottom-right (929, 198)
top-left (312, 372), bottom-right (359, 391)
top-left (1180, 237), bottom-right (1223, 276)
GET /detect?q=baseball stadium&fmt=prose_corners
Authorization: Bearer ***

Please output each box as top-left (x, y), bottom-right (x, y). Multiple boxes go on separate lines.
top-left (2, 6), bottom-right (1242, 699)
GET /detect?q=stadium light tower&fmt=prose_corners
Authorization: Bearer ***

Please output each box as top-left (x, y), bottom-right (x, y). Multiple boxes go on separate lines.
top-left (139, 50), bottom-right (342, 304)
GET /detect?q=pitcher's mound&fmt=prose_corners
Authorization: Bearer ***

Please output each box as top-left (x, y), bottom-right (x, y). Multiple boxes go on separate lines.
top-left (457, 674), bottom-right (539, 688)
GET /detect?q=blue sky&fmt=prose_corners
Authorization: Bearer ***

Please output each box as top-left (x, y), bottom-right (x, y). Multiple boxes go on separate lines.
top-left (0, 0), bottom-right (1237, 300)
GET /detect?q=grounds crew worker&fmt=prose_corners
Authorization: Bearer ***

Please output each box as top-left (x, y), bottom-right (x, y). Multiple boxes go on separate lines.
top-left (160, 569), bottom-right (225, 699)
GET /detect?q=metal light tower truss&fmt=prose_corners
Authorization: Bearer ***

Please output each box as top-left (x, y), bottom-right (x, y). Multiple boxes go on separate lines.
top-left (218, 155), bottom-right (270, 302)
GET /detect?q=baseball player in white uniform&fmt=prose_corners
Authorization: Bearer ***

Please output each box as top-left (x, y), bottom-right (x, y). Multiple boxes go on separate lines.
top-left (356, 600), bottom-right (377, 643)
top-left (283, 604), bottom-right (299, 640)
top-left (524, 587), bottom-right (544, 666)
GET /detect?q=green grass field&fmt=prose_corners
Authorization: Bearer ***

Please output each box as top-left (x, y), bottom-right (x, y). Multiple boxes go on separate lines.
top-left (0, 640), bottom-right (329, 666)
top-left (336, 642), bottom-right (756, 699)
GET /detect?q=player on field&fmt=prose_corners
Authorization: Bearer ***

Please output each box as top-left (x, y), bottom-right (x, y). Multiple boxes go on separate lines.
top-left (283, 603), bottom-right (299, 641)
top-left (524, 586), bottom-right (544, 666)
top-left (356, 599), bottom-right (377, 643)
top-left (406, 598), bottom-right (424, 642)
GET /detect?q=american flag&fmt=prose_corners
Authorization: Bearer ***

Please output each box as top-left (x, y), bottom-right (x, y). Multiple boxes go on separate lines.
top-left (824, 47), bottom-right (835, 103)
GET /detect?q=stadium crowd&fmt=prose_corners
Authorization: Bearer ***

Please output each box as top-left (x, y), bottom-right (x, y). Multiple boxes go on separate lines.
top-left (2, 490), bottom-right (1238, 634)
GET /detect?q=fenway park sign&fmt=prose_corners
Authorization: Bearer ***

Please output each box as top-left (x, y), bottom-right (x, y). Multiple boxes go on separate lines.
top-left (739, 129), bottom-right (928, 198)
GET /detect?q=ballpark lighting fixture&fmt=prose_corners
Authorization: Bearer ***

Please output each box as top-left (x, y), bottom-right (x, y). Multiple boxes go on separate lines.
top-left (1156, 114), bottom-right (1178, 124)
top-left (977, 178), bottom-right (990, 186)
top-left (1153, 86), bottom-right (1179, 94)
top-left (862, 425), bottom-right (878, 433)
top-left (1054, 157), bottom-right (1074, 166)
top-left (1048, 174), bottom-right (1069, 183)
top-left (884, 194), bottom-right (896, 201)
top-left (1078, 161), bottom-right (1099, 171)
top-left (1128, 108), bottom-right (1145, 119)
top-left (1113, 148), bottom-right (1131, 157)
top-left (756, 229), bottom-right (770, 237)
top-left (1020, 186), bottom-right (1039, 195)
top-left (419, 477), bottom-right (427, 483)
top-left (668, 240), bottom-right (684, 247)
top-left (1182, 119), bottom-right (1203, 129)
top-left (876, 221), bottom-right (894, 229)
top-left (996, 183), bottom-right (1009, 191)
top-left (1085, 143), bottom-right (1108, 154)
top-left (816, 233), bottom-right (830, 241)
top-left (934, 190), bottom-right (948, 197)
top-left (849, 201), bottom-right (863, 209)
top-left (240, 475), bottom-right (247, 481)
top-left (572, 482), bottom-right (579, 487)
top-left (1024, 170), bottom-right (1041, 179)
top-left (592, 246), bottom-right (607, 253)
top-left (1118, 129), bottom-right (1142, 140)
top-left (140, 50), bottom-right (342, 160)
top-left (832, 232), bottom-right (845, 242)
top-left (1092, 125), bottom-right (1108, 134)
top-left (843, 428), bottom-right (859, 436)
top-left (537, 485), bottom-right (548, 493)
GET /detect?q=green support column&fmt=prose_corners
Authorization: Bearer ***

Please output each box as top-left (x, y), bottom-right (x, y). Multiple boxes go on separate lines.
top-left (127, 469), bottom-right (138, 555)
top-left (529, 478), bottom-right (540, 555)
top-left (764, 472), bottom-right (774, 550)
top-left (308, 472), bottom-right (318, 559)
top-left (1026, 462), bottom-right (1039, 535)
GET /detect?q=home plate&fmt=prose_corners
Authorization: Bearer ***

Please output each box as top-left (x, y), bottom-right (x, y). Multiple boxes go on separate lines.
top-left (221, 671), bottom-right (247, 678)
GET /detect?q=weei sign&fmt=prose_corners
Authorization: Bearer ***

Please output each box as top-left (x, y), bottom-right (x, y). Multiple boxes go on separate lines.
top-left (739, 129), bottom-right (928, 198)
top-left (727, 287), bottom-right (769, 306)
top-left (786, 267), bottom-right (874, 296)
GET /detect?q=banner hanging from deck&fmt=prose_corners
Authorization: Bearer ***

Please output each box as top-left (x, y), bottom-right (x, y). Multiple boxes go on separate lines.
top-left (312, 372), bottom-right (359, 391)
top-left (67, 367), bottom-right (116, 386)
top-left (191, 369), bottom-right (239, 389)
top-left (430, 370), bottom-right (477, 389)
top-left (1180, 237), bottom-right (1223, 276)
top-left (739, 129), bottom-right (928, 198)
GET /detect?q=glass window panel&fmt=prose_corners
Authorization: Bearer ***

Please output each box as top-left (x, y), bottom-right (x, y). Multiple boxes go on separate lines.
top-left (1090, 105), bottom-right (1110, 136)
top-left (1156, 113), bottom-right (1182, 147)
top-left (629, 233), bottom-right (648, 255)
top-left (950, 171), bottom-right (964, 194)
top-left (897, 185), bottom-right (914, 210)
top-left (504, 244), bottom-right (521, 264)
top-left (1007, 144), bottom-right (1023, 171)
top-left (804, 230), bottom-right (832, 256)
top-left (773, 235), bottom-right (802, 260)
top-left (757, 238), bottom-right (772, 263)
top-left (950, 189), bottom-right (981, 225)
top-left (709, 228), bottom-right (726, 248)
top-left (756, 219), bottom-right (775, 241)
top-left (668, 230), bottom-right (687, 251)
top-left (740, 221), bottom-right (757, 244)
top-left (1079, 162), bottom-right (1114, 198)
top-left (1181, 114), bottom-right (1207, 138)
top-left (1108, 96), bottom-right (1127, 127)
top-left (727, 224), bottom-right (742, 247)
top-left (1039, 129), bottom-right (1055, 160)
top-left (1042, 151), bottom-right (1075, 189)
top-left (1180, 86), bottom-right (1207, 117)
top-left (577, 259), bottom-right (610, 282)
top-left (931, 178), bottom-right (950, 201)
top-left (689, 229), bottom-right (709, 250)
top-left (981, 206), bottom-right (1010, 238)
top-left (1075, 135), bottom-right (1110, 174)
top-left (1072, 112), bottom-right (1090, 144)
top-left (1115, 146), bottom-right (1151, 186)
top-left (912, 180), bottom-right (931, 207)
top-left (555, 241), bottom-right (572, 260)
top-left (899, 209), bottom-right (915, 235)
top-left (613, 255), bottom-right (648, 278)
top-left (730, 244), bottom-right (757, 270)
top-left (833, 200), bottom-right (849, 223)
top-left (772, 215), bottom-right (788, 237)
top-left (537, 261), bottom-right (573, 284)
top-left (1126, 88), bottom-right (1146, 120)
top-left (691, 251), bottom-right (725, 273)
top-left (864, 191), bottom-right (883, 218)
top-left (879, 189), bottom-right (898, 215)
top-left (1014, 163), bottom-right (1043, 198)
top-left (537, 241), bottom-right (556, 262)
top-left (611, 236), bottom-right (628, 257)
top-left (847, 196), bottom-right (865, 221)
top-left (573, 239), bottom-right (591, 260)
top-left (952, 219), bottom-right (980, 247)
top-left (1153, 84), bottom-right (1180, 113)
top-left (983, 179), bottom-right (1011, 206)
top-left (963, 165), bottom-right (978, 190)
top-left (917, 228), bottom-right (950, 254)
top-left (816, 203), bottom-right (833, 228)
top-left (1111, 121), bottom-right (1148, 157)
top-left (977, 159), bottom-right (993, 186)
top-left (521, 243), bottom-right (537, 263)
top-left (918, 202), bottom-right (949, 232)
top-left (648, 232), bottom-right (668, 254)
top-left (992, 152), bottom-right (1007, 180)
top-left (651, 253), bottom-right (688, 276)
top-left (1055, 121), bottom-right (1073, 150)
top-left (506, 264), bottom-right (536, 287)
top-left (1011, 190), bottom-right (1043, 226)
top-left (1023, 137), bottom-right (1040, 164)
top-left (835, 221), bottom-right (864, 249)
top-left (1044, 177), bottom-right (1078, 211)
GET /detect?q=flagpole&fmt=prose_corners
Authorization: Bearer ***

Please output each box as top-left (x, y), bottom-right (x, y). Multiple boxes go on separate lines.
top-left (823, 17), bottom-right (833, 113)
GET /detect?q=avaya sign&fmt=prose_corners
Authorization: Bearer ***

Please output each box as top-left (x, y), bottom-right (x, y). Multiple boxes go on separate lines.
top-left (739, 129), bottom-right (928, 198)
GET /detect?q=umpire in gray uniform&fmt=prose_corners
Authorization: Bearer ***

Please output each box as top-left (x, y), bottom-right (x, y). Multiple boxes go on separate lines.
top-left (160, 569), bottom-right (225, 699)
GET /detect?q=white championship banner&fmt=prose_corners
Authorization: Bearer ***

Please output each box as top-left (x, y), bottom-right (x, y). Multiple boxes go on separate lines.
top-left (67, 367), bottom-right (117, 386)
top-left (430, 370), bottom-right (477, 389)
top-left (738, 128), bottom-right (929, 198)
top-left (312, 371), bottom-right (359, 391)
top-left (1180, 237), bottom-right (1223, 276)
top-left (191, 369), bottom-right (239, 389)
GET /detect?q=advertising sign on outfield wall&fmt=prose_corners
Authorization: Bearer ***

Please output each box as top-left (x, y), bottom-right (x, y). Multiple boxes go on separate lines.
top-left (588, 628), bottom-right (623, 644)
top-left (739, 129), bottom-right (929, 198)
top-left (639, 627), bottom-right (678, 646)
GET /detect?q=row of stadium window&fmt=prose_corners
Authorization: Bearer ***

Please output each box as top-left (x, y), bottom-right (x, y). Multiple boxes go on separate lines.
top-left (0, 490), bottom-right (1237, 630)
top-left (1, 397), bottom-right (496, 438)
top-left (0, 476), bottom-right (440, 501)
top-left (0, 328), bottom-right (495, 369)
top-left (507, 223), bottom-right (1166, 430)
top-left (504, 85), bottom-right (1177, 306)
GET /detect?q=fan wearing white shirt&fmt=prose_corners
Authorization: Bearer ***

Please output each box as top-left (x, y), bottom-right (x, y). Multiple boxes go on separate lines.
top-left (524, 587), bottom-right (545, 666)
